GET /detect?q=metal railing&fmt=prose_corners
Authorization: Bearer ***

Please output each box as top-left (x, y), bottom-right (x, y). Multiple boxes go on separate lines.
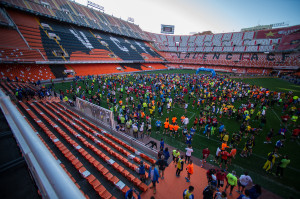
top-left (0, 89), bottom-right (84, 199)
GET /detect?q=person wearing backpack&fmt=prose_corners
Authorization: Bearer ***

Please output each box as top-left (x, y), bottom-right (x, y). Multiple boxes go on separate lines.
top-left (155, 155), bottom-right (168, 179)
top-left (203, 185), bottom-right (216, 199)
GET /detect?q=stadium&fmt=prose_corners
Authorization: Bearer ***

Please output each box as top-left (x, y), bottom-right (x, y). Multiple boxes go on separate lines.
top-left (0, 0), bottom-right (299, 198)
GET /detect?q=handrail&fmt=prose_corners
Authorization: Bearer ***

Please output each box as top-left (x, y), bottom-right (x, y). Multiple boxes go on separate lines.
top-left (0, 89), bottom-right (84, 199)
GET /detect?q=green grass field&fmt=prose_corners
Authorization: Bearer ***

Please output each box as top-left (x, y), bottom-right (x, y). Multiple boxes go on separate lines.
top-left (52, 70), bottom-right (300, 198)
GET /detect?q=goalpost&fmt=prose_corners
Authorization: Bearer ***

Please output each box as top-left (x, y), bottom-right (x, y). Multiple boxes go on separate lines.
top-left (75, 98), bottom-right (114, 129)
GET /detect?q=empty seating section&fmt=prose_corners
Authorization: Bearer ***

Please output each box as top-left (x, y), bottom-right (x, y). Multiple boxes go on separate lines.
top-left (162, 52), bottom-right (300, 68)
top-left (0, 48), bottom-right (44, 62)
top-left (17, 112), bottom-right (89, 198)
top-left (0, 64), bottom-right (54, 81)
top-left (66, 64), bottom-right (125, 76)
top-left (0, 8), bottom-right (13, 26)
top-left (53, 102), bottom-right (156, 166)
top-left (278, 32), bottom-right (300, 51)
top-left (4, 9), bottom-right (163, 62)
top-left (0, 27), bottom-right (45, 61)
top-left (18, 102), bottom-right (115, 198)
top-left (15, 98), bottom-right (156, 198)
top-left (147, 27), bottom-right (300, 53)
top-left (7, 9), bottom-right (48, 59)
top-left (0, 27), bottom-right (27, 49)
top-left (1, 0), bottom-right (145, 40)
top-left (36, 102), bottom-right (148, 191)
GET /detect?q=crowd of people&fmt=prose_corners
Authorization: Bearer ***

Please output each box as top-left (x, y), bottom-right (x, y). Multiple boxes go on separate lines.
top-left (57, 73), bottom-right (298, 174)
top-left (8, 71), bottom-right (299, 198)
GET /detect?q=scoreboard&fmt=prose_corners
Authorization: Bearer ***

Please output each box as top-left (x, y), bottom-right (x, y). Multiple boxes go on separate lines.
top-left (161, 24), bottom-right (175, 34)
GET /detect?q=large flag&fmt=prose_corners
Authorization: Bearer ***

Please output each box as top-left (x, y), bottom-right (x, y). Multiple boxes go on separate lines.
top-left (256, 25), bottom-right (300, 39)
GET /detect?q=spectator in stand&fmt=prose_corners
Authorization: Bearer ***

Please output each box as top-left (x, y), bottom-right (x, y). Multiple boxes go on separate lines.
top-left (201, 147), bottom-right (210, 168)
top-left (225, 170), bottom-right (237, 196)
top-left (237, 171), bottom-right (253, 194)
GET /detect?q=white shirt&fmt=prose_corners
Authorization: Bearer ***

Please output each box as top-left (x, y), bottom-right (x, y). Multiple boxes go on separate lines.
top-left (133, 125), bottom-right (138, 132)
top-left (150, 169), bottom-right (154, 181)
top-left (185, 148), bottom-right (193, 156)
top-left (183, 118), bottom-right (189, 125)
top-left (212, 174), bottom-right (217, 181)
top-left (216, 147), bottom-right (221, 156)
top-left (239, 175), bottom-right (252, 186)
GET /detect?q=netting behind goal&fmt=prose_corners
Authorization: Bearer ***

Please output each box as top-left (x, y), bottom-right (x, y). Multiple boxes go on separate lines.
top-left (76, 98), bottom-right (114, 128)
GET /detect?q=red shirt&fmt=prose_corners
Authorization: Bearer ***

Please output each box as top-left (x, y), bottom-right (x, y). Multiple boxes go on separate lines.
top-left (221, 151), bottom-right (229, 160)
top-left (281, 115), bottom-right (290, 122)
top-left (292, 128), bottom-right (300, 136)
top-left (203, 148), bottom-right (210, 157)
top-left (216, 171), bottom-right (226, 181)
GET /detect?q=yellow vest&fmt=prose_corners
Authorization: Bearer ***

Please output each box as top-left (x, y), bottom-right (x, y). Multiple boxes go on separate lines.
top-left (177, 158), bottom-right (183, 169)
top-left (173, 150), bottom-right (180, 157)
top-left (184, 190), bottom-right (192, 199)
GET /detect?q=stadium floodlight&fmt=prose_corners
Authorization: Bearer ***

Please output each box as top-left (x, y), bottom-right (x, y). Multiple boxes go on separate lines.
top-left (87, 1), bottom-right (104, 12)
top-left (127, 17), bottom-right (134, 23)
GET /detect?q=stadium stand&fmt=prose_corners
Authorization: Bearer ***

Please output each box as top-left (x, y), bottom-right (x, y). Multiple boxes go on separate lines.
top-left (3, 9), bottom-right (164, 62)
top-left (0, 0), bottom-right (146, 40)
top-left (145, 25), bottom-right (300, 54)
top-left (0, 81), bottom-right (154, 198)
top-left (0, 64), bottom-right (54, 81)
top-left (0, 0), bottom-right (299, 197)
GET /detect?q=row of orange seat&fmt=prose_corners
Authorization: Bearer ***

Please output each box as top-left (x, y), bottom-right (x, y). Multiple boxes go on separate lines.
top-left (0, 64), bottom-right (54, 82)
top-left (19, 112), bottom-right (89, 198)
top-left (55, 102), bottom-right (156, 165)
top-left (19, 101), bottom-right (116, 198)
top-left (43, 102), bottom-right (148, 192)
top-left (18, 102), bottom-right (90, 198)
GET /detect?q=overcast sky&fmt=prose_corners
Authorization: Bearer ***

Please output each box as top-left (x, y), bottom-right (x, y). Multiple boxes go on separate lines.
top-left (75, 0), bottom-right (300, 35)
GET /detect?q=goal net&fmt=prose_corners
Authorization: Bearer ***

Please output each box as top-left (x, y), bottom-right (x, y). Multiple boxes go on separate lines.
top-left (76, 98), bottom-right (114, 129)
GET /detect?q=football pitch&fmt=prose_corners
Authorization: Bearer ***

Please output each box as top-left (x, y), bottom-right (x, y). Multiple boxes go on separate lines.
top-left (53, 69), bottom-right (300, 198)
